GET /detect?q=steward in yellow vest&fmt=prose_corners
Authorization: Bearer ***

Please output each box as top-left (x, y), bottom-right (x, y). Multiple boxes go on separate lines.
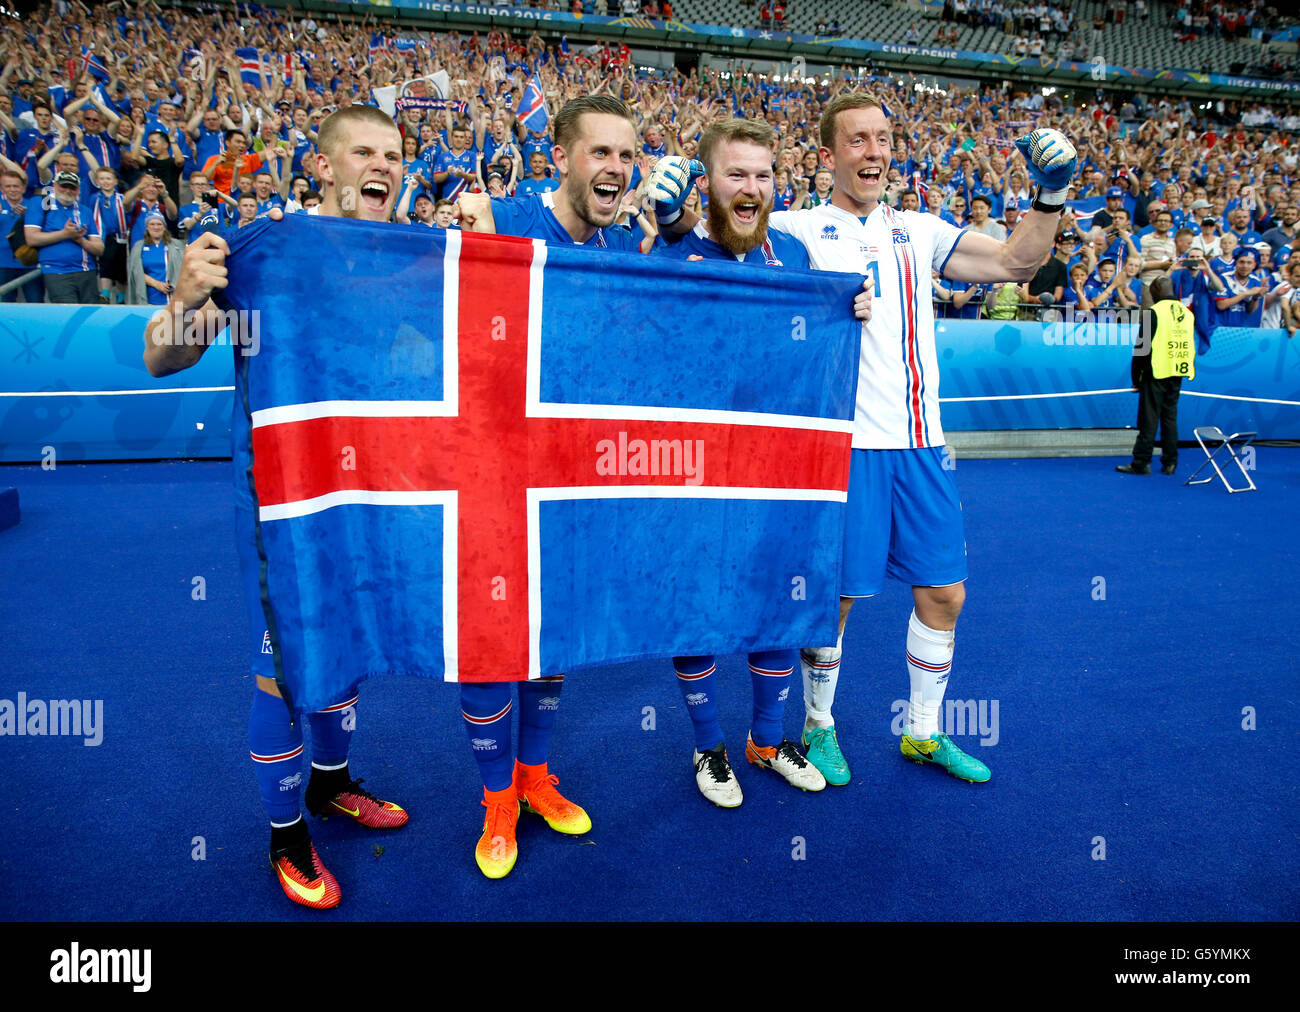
top-left (1149, 298), bottom-right (1196, 380)
top-left (1117, 276), bottom-right (1194, 476)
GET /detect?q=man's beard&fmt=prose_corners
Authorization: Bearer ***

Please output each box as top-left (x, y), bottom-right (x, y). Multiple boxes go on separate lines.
top-left (707, 194), bottom-right (770, 256)
top-left (566, 177), bottom-right (620, 231)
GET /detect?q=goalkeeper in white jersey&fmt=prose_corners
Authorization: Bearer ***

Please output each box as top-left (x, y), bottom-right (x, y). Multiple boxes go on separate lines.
top-left (759, 94), bottom-right (1077, 784)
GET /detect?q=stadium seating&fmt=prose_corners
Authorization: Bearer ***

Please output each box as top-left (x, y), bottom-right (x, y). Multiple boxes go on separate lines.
top-left (674, 1), bottom-right (1287, 77)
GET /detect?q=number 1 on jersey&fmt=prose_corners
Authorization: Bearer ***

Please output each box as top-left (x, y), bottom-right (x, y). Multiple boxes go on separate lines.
top-left (865, 260), bottom-right (881, 298)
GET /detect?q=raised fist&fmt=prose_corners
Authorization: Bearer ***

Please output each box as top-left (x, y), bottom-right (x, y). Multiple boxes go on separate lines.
top-left (1015, 128), bottom-right (1077, 199)
top-left (647, 155), bottom-right (705, 225)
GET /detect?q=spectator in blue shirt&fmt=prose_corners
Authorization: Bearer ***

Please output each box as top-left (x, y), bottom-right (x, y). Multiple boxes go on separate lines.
top-left (434, 122), bottom-right (477, 200)
top-left (87, 165), bottom-right (131, 301)
top-left (188, 106), bottom-right (228, 173)
top-left (1169, 247), bottom-right (1224, 353)
top-left (1118, 257), bottom-right (1144, 309)
top-left (126, 211), bottom-right (184, 306)
top-left (401, 133), bottom-right (434, 201)
top-left (642, 124), bottom-right (667, 159)
top-left (434, 198), bottom-right (458, 229)
top-left (405, 192), bottom-right (437, 226)
top-left (22, 169), bottom-right (104, 303)
top-left (941, 192), bottom-right (965, 227)
top-left (1260, 204), bottom-right (1298, 258)
top-left (178, 170), bottom-right (233, 234)
top-left (516, 151), bottom-right (560, 197)
top-left (0, 166), bottom-right (43, 303)
top-left (1225, 207), bottom-right (1263, 248)
top-left (935, 277), bottom-right (986, 319)
top-left (249, 171), bottom-right (286, 215)
top-left (1085, 258), bottom-right (1125, 309)
top-left (520, 128), bottom-right (553, 166)
top-left (16, 102), bottom-right (58, 195)
top-left (1214, 248), bottom-right (1266, 328)
top-left (1063, 262), bottom-right (1094, 313)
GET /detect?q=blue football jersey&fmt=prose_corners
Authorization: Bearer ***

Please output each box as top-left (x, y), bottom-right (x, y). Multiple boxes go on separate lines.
top-left (655, 219), bottom-right (810, 269)
top-left (489, 191), bottom-right (641, 251)
top-left (515, 176), bottom-right (560, 197)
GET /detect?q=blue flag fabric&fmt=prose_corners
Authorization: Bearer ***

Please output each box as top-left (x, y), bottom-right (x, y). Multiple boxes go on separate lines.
top-left (1067, 196), bottom-right (1106, 232)
top-left (215, 216), bottom-right (860, 711)
top-left (80, 47), bottom-right (111, 83)
top-left (235, 47), bottom-right (265, 88)
top-left (516, 75), bottom-right (549, 134)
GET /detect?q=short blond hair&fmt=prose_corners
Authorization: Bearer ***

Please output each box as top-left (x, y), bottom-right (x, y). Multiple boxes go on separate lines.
top-left (317, 105), bottom-right (400, 159)
top-left (819, 93), bottom-right (884, 150)
top-left (698, 118), bottom-right (775, 169)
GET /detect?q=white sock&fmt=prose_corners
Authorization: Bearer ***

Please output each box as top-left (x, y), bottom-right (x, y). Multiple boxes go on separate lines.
top-left (801, 629), bottom-right (844, 731)
top-left (906, 610), bottom-right (954, 740)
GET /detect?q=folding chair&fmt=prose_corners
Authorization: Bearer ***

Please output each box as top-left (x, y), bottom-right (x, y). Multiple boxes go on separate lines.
top-left (1184, 426), bottom-right (1257, 493)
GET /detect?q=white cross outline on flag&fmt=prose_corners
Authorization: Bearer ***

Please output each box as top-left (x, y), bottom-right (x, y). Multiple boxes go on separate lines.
top-left (249, 231), bottom-right (852, 682)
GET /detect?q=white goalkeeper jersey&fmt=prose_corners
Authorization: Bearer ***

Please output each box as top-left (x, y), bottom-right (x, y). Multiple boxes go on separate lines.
top-left (770, 203), bottom-right (968, 450)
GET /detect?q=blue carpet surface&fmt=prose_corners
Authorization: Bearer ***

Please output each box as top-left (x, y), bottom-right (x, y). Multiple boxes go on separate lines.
top-left (1, 455), bottom-right (1296, 921)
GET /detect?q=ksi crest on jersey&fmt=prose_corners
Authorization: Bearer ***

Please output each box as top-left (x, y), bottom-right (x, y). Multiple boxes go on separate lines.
top-left (891, 226), bottom-right (911, 245)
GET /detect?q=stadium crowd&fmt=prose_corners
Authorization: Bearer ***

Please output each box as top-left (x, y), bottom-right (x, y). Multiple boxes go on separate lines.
top-left (3, 0), bottom-right (1300, 335)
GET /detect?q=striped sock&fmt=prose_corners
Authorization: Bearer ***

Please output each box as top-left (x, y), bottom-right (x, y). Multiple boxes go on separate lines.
top-left (308, 687), bottom-right (358, 768)
top-left (517, 675), bottom-right (564, 766)
top-left (749, 649), bottom-right (795, 748)
top-left (249, 686), bottom-right (305, 825)
top-left (801, 632), bottom-right (843, 732)
top-left (460, 683), bottom-right (515, 792)
top-left (906, 610), bottom-right (954, 740)
top-left (673, 655), bottom-right (724, 751)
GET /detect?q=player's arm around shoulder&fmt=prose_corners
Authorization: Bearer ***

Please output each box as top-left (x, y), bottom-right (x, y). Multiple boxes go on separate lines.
top-left (454, 191), bottom-right (497, 233)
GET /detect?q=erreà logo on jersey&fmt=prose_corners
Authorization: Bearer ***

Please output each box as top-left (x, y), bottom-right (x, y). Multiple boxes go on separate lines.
top-left (892, 227), bottom-right (911, 245)
top-left (820, 224), bottom-right (839, 240)
top-left (471, 738), bottom-right (497, 750)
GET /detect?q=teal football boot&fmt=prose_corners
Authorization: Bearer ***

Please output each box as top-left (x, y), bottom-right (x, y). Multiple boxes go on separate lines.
top-left (900, 731), bottom-right (991, 783)
top-left (801, 725), bottom-right (851, 786)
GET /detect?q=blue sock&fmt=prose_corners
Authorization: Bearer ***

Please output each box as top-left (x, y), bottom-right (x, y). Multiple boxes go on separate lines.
top-left (460, 683), bottom-right (515, 792)
top-left (308, 685), bottom-right (358, 770)
top-left (249, 687), bottom-right (304, 825)
top-left (749, 649), bottom-right (795, 748)
top-left (517, 675), bottom-right (563, 767)
top-left (674, 655), bottom-right (724, 751)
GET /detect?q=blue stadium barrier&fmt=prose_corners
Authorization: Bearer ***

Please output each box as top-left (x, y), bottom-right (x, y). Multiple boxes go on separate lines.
top-left (936, 319), bottom-right (1300, 435)
top-left (0, 305), bottom-right (234, 462)
top-left (2, 307), bottom-right (1298, 463)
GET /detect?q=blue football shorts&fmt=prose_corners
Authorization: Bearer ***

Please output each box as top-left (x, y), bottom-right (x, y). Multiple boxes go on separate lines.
top-left (235, 505), bottom-right (276, 678)
top-left (840, 446), bottom-right (968, 598)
